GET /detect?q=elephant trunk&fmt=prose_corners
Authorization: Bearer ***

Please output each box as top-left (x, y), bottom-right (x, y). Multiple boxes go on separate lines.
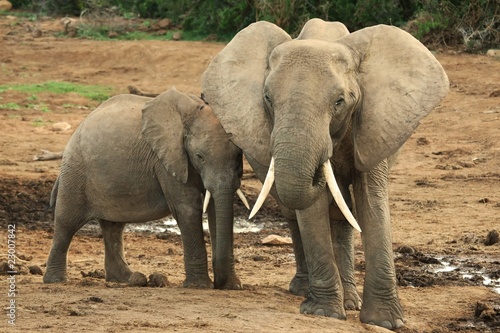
top-left (212, 189), bottom-right (238, 289)
top-left (272, 115), bottom-right (331, 211)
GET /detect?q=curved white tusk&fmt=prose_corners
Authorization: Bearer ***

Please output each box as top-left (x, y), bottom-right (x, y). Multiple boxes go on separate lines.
top-left (236, 188), bottom-right (250, 210)
top-left (249, 157), bottom-right (275, 219)
top-left (203, 190), bottom-right (211, 213)
top-left (323, 160), bottom-right (362, 232)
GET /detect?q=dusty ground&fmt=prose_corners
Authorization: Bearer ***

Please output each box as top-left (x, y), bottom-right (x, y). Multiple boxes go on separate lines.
top-left (0, 13), bottom-right (499, 333)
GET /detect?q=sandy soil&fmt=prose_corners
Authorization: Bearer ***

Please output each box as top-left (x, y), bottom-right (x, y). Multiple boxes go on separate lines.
top-left (0, 14), bottom-right (499, 333)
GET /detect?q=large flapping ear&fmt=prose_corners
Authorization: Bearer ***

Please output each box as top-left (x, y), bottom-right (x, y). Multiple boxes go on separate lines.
top-left (142, 88), bottom-right (201, 183)
top-left (296, 18), bottom-right (349, 41)
top-left (202, 21), bottom-right (291, 166)
top-left (338, 25), bottom-right (449, 171)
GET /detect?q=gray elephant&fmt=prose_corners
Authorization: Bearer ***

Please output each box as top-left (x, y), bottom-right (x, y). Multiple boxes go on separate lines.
top-left (202, 19), bottom-right (449, 329)
top-left (43, 88), bottom-right (248, 290)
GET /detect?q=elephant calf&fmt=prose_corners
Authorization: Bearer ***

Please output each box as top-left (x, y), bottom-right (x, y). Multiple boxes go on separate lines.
top-left (43, 88), bottom-right (246, 290)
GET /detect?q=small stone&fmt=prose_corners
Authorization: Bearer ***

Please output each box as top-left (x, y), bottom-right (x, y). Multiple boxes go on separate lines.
top-left (28, 265), bottom-right (43, 275)
top-left (88, 296), bottom-right (104, 303)
top-left (396, 245), bottom-right (415, 254)
top-left (484, 230), bottom-right (499, 246)
top-left (172, 32), bottom-right (182, 41)
top-left (416, 137), bottom-right (430, 145)
top-left (261, 234), bottom-right (292, 245)
top-left (489, 90), bottom-right (500, 97)
top-left (148, 272), bottom-right (169, 287)
top-left (486, 49), bottom-right (500, 58)
top-left (158, 18), bottom-right (171, 29)
top-left (127, 271), bottom-right (148, 287)
top-left (475, 301), bottom-right (494, 318)
top-left (81, 269), bottom-right (105, 279)
top-left (52, 122), bottom-right (71, 132)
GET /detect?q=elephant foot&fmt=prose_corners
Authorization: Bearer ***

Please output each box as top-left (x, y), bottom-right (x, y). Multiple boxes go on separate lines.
top-left (359, 297), bottom-right (404, 329)
top-left (105, 267), bottom-right (133, 283)
top-left (183, 275), bottom-right (213, 289)
top-left (289, 273), bottom-right (308, 297)
top-left (300, 296), bottom-right (346, 319)
top-left (43, 270), bottom-right (68, 283)
top-left (214, 274), bottom-right (242, 290)
top-left (343, 283), bottom-right (362, 310)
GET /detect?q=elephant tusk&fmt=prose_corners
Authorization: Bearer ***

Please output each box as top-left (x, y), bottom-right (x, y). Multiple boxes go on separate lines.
top-left (236, 188), bottom-right (250, 210)
top-left (323, 160), bottom-right (362, 232)
top-left (249, 157), bottom-right (275, 219)
top-left (203, 190), bottom-right (211, 213)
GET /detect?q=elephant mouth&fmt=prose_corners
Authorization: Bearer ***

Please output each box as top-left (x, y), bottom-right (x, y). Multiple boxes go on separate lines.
top-left (249, 157), bottom-right (361, 232)
top-left (312, 165), bottom-right (327, 188)
top-left (203, 189), bottom-right (249, 213)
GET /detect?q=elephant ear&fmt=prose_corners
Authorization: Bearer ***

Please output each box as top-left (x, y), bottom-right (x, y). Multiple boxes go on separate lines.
top-left (202, 21), bottom-right (291, 166)
top-left (296, 18), bottom-right (349, 41)
top-left (338, 25), bottom-right (449, 171)
top-left (142, 88), bottom-right (201, 183)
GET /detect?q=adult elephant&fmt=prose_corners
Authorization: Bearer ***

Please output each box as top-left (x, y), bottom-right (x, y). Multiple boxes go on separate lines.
top-left (202, 19), bottom-right (449, 329)
top-left (43, 88), bottom-right (248, 290)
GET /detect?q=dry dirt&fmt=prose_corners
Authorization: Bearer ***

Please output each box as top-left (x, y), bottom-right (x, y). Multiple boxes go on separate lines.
top-left (0, 14), bottom-right (499, 333)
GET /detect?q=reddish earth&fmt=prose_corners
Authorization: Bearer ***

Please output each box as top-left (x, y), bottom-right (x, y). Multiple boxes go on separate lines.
top-left (0, 14), bottom-right (499, 332)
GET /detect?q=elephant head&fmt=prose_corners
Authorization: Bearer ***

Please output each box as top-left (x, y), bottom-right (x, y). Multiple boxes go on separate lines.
top-left (202, 19), bottom-right (449, 326)
top-left (141, 88), bottom-right (247, 288)
top-left (202, 20), bottom-right (449, 216)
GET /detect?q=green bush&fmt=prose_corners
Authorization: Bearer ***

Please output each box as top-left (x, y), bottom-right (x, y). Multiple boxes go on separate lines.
top-left (7, 0), bottom-right (499, 48)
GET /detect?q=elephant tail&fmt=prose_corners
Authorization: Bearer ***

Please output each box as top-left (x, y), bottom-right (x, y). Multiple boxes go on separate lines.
top-left (49, 175), bottom-right (60, 211)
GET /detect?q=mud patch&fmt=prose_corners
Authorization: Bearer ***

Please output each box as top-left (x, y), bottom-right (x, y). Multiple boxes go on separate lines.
top-left (0, 176), bottom-right (55, 229)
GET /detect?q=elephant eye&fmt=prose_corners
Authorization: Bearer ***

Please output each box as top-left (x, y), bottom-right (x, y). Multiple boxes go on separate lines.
top-left (264, 93), bottom-right (272, 107)
top-left (335, 97), bottom-right (345, 106)
top-left (195, 153), bottom-right (205, 163)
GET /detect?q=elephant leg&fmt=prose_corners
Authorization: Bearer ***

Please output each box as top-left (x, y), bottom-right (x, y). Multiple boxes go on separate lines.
top-left (296, 190), bottom-right (345, 319)
top-left (330, 218), bottom-right (362, 310)
top-left (174, 204), bottom-right (212, 289)
top-left (99, 220), bottom-right (132, 282)
top-left (43, 211), bottom-right (89, 283)
top-left (353, 159), bottom-right (404, 329)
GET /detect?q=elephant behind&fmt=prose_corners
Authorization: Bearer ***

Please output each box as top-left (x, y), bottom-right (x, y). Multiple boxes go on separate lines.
top-left (202, 19), bottom-right (449, 329)
top-left (43, 88), bottom-right (247, 290)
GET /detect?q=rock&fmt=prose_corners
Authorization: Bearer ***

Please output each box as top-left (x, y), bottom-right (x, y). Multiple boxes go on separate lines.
top-left (127, 271), bottom-right (148, 287)
top-left (489, 90), bottom-right (500, 97)
top-left (474, 301), bottom-right (498, 321)
top-left (396, 245), bottom-right (416, 254)
top-left (0, 1), bottom-right (12, 11)
top-left (172, 32), bottom-right (182, 41)
top-left (416, 137), bottom-right (430, 145)
top-left (486, 49), bottom-right (500, 58)
top-left (52, 122), bottom-right (71, 132)
top-left (87, 296), bottom-right (104, 303)
top-left (484, 230), bottom-right (499, 246)
top-left (80, 269), bottom-right (105, 279)
top-left (148, 272), bottom-right (169, 287)
top-left (261, 234), bottom-right (292, 245)
top-left (158, 18), bottom-right (171, 29)
top-left (61, 17), bottom-right (79, 37)
top-left (28, 265), bottom-right (43, 275)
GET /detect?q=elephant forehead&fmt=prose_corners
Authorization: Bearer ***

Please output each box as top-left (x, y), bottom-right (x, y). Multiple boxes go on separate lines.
top-left (271, 40), bottom-right (353, 70)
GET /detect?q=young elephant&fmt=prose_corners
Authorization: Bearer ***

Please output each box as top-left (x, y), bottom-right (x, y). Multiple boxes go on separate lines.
top-left (43, 88), bottom-right (247, 290)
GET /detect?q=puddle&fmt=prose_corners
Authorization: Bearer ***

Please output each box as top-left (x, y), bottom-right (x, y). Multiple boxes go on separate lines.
top-left (125, 216), bottom-right (285, 234)
top-left (432, 256), bottom-right (500, 294)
